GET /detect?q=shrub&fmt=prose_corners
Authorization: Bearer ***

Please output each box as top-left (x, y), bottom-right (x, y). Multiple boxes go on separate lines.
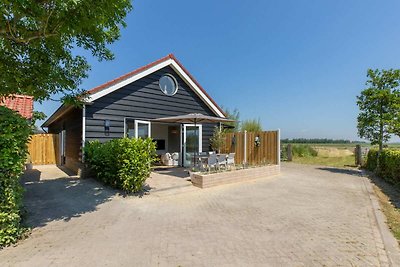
top-left (0, 106), bottom-right (32, 247)
top-left (366, 149), bottom-right (400, 184)
top-left (280, 144), bottom-right (288, 161)
top-left (292, 144), bottom-right (318, 157)
top-left (210, 126), bottom-right (226, 153)
top-left (85, 138), bottom-right (157, 193)
top-left (365, 149), bottom-right (379, 171)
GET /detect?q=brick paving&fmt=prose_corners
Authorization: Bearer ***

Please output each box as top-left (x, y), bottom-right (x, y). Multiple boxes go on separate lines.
top-left (0, 163), bottom-right (398, 266)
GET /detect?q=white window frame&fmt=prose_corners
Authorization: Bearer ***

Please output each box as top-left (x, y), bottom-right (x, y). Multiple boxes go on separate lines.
top-left (159, 74), bottom-right (179, 96)
top-left (134, 120), bottom-right (151, 139)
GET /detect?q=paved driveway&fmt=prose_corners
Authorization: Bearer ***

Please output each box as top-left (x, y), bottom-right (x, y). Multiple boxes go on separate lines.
top-left (1, 163), bottom-right (399, 266)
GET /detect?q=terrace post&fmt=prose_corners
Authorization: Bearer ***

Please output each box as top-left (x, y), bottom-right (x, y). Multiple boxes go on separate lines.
top-left (244, 130), bottom-right (247, 166)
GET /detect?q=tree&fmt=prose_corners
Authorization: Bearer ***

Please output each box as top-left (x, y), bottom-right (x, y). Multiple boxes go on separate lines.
top-left (223, 107), bottom-right (240, 132)
top-left (210, 126), bottom-right (226, 153)
top-left (0, 0), bottom-right (132, 104)
top-left (241, 118), bottom-right (262, 132)
top-left (357, 69), bottom-right (400, 152)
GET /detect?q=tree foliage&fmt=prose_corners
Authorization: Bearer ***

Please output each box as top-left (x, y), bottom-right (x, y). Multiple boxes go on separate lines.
top-left (357, 69), bottom-right (400, 151)
top-left (223, 107), bottom-right (240, 132)
top-left (241, 118), bottom-right (263, 132)
top-left (0, 0), bottom-right (132, 104)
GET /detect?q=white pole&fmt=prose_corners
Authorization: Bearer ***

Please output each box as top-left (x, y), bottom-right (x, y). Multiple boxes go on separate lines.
top-left (244, 130), bottom-right (247, 166)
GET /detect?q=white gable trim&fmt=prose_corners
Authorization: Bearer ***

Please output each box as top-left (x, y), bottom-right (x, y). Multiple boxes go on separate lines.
top-left (87, 58), bottom-right (225, 118)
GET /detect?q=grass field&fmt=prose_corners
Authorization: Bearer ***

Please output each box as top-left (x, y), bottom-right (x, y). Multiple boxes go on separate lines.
top-left (285, 143), bottom-right (400, 168)
top-left (293, 154), bottom-right (355, 168)
top-left (288, 144), bottom-right (356, 167)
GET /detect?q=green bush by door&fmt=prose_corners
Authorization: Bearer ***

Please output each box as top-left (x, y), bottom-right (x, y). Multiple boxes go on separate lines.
top-left (84, 138), bottom-right (157, 193)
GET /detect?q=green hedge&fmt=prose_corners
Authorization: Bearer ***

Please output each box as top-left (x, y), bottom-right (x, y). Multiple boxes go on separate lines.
top-left (366, 149), bottom-right (400, 184)
top-left (0, 106), bottom-right (32, 247)
top-left (84, 138), bottom-right (157, 193)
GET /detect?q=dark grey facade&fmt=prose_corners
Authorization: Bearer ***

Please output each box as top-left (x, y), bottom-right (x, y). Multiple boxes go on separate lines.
top-left (85, 66), bottom-right (218, 151)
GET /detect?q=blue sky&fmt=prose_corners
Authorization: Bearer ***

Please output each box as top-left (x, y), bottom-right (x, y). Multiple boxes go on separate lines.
top-left (36, 0), bottom-right (400, 141)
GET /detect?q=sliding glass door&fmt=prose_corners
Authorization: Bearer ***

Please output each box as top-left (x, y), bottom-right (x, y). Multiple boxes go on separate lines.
top-left (183, 124), bottom-right (202, 167)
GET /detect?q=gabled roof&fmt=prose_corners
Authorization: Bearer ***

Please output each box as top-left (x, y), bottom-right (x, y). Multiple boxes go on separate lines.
top-left (43, 54), bottom-right (225, 127)
top-left (87, 54), bottom-right (225, 117)
top-left (0, 94), bottom-right (34, 119)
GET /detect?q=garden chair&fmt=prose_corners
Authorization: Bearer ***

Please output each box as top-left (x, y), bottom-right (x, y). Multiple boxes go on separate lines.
top-left (207, 153), bottom-right (218, 172)
top-left (217, 154), bottom-right (227, 170)
top-left (227, 153), bottom-right (235, 169)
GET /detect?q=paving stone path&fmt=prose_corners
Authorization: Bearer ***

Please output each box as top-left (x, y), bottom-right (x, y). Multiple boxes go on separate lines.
top-left (1, 163), bottom-right (399, 266)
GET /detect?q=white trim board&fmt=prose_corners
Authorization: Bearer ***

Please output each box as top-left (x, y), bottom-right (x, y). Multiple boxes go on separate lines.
top-left (87, 58), bottom-right (225, 118)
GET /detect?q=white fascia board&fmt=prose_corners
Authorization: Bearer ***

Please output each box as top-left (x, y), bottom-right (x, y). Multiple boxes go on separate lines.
top-left (87, 58), bottom-right (225, 118)
top-left (88, 59), bottom-right (172, 102)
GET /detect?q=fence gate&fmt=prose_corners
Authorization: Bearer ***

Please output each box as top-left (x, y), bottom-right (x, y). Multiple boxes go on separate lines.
top-left (28, 134), bottom-right (60, 165)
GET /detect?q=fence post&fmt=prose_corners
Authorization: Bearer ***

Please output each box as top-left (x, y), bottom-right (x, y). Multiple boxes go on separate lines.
top-left (277, 129), bottom-right (281, 165)
top-left (244, 130), bottom-right (247, 166)
top-left (287, 144), bottom-right (293, 162)
top-left (355, 145), bottom-right (362, 166)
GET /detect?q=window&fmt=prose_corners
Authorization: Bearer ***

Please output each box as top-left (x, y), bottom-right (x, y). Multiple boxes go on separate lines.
top-left (124, 119), bottom-right (151, 139)
top-left (125, 119), bottom-right (135, 138)
top-left (159, 74), bottom-right (178, 96)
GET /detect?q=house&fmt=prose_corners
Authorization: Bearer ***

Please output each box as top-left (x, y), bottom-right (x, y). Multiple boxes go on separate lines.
top-left (42, 54), bottom-right (226, 174)
top-left (0, 94), bottom-right (34, 119)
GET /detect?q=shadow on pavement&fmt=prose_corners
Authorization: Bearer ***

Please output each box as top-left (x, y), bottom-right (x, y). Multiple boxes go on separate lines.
top-left (20, 168), bottom-right (116, 229)
top-left (152, 167), bottom-right (190, 179)
top-left (316, 167), bottom-right (363, 176)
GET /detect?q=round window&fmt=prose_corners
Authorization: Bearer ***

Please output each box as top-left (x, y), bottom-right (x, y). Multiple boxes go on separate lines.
top-left (159, 75), bottom-right (178, 96)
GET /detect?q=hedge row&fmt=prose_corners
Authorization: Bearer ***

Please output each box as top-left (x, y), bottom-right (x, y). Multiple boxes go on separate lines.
top-left (84, 138), bottom-right (157, 193)
top-left (0, 106), bottom-right (32, 247)
top-left (366, 149), bottom-right (400, 184)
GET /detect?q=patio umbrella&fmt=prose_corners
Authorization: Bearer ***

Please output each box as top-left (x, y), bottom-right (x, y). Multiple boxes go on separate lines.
top-left (152, 113), bottom-right (235, 168)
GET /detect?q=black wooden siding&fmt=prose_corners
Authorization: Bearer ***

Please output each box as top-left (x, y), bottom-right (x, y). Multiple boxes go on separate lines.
top-left (85, 66), bottom-right (219, 151)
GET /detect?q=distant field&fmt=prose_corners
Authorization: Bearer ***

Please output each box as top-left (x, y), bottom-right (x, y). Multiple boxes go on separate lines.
top-left (293, 154), bottom-right (355, 168)
top-left (283, 143), bottom-right (400, 148)
top-left (284, 143), bottom-right (400, 168)
top-left (286, 143), bottom-right (356, 167)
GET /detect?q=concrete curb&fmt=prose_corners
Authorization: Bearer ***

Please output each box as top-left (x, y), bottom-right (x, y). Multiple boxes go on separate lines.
top-left (362, 174), bottom-right (400, 266)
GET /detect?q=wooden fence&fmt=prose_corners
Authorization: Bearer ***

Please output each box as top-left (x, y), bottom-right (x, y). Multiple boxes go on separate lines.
top-left (221, 130), bottom-right (280, 165)
top-left (28, 134), bottom-right (60, 165)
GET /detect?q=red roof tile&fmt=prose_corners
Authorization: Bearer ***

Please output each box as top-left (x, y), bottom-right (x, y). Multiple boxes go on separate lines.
top-left (0, 95), bottom-right (34, 119)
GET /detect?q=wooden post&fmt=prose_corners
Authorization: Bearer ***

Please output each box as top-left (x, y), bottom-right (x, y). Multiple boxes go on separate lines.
top-left (287, 144), bottom-right (293, 162)
top-left (243, 130), bottom-right (247, 166)
top-left (355, 145), bottom-right (362, 166)
top-left (277, 129), bottom-right (281, 166)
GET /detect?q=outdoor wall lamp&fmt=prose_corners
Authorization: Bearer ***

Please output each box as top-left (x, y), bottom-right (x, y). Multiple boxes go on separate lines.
top-left (255, 135), bottom-right (261, 147)
top-left (104, 119), bottom-right (110, 136)
top-left (232, 135), bottom-right (236, 146)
